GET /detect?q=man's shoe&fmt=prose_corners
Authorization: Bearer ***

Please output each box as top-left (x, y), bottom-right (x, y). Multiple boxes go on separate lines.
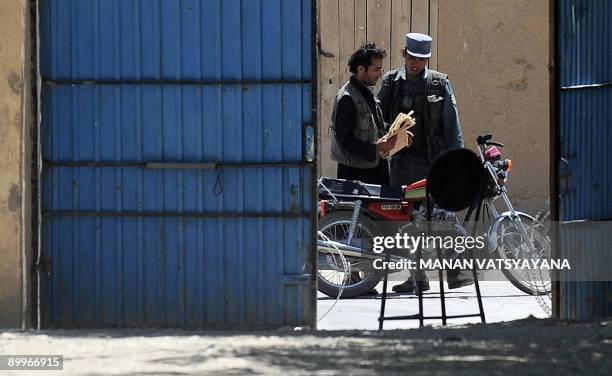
top-left (446, 268), bottom-right (475, 289)
top-left (392, 279), bottom-right (430, 293)
top-left (392, 280), bottom-right (414, 293)
top-left (447, 279), bottom-right (474, 289)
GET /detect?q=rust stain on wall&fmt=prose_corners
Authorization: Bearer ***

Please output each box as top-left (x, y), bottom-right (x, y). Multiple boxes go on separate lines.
top-left (506, 74), bottom-right (529, 91)
top-left (7, 183), bottom-right (20, 212)
top-left (505, 58), bottom-right (534, 92)
top-left (6, 71), bottom-right (21, 94)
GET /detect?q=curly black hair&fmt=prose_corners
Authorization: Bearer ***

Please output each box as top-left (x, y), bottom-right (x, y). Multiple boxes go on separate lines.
top-left (348, 42), bottom-right (386, 74)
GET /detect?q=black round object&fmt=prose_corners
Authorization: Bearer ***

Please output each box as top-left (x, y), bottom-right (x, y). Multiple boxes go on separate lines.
top-left (427, 148), bottom-right (484, 211)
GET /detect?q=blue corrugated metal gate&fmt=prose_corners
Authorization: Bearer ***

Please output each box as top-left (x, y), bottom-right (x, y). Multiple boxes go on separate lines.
top-left (39, 0), bottom-right (316, 328)
top-left (557, 0), bottom-right (612, 319)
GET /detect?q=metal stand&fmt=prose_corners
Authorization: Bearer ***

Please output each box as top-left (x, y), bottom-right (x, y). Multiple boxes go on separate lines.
top-left (378, 188), bottom-right (486, 330)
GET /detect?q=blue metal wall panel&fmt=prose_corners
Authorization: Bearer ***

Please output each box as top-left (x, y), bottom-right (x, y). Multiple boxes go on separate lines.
top-left (559, 87), bottom-right (612, 220)
top-left (559, 0), bottom-right (612, 87)
top-left (558, 0), bottom-right (612, 221)
top-left (560, 280), bottom-right (612, 320)
top-left (40, 0), bottom-right (310, 81)
top-left (42, 84), bottom-right (309, 174)
top-left (558, 0), bottom-right (612, 320)
top-left (40, 0), bottom-right (315, 328)
top-left (43, 217), bottom-right (312, 327)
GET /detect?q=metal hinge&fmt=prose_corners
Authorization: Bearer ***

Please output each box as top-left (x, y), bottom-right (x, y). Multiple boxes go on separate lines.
top-left (304, 125), bottom-right (315, 162)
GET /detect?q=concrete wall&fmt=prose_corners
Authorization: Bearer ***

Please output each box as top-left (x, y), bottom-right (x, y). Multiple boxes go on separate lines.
top-left (0, 0), bottom-right (31, 328)
top-left (436, 0), bottom-right (550, 212)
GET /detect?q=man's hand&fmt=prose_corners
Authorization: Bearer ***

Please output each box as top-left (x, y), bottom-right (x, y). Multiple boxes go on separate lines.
top-left (405, 130), bottom-right (414, 148)
top-left (376, 134), bottom-right (397, 153)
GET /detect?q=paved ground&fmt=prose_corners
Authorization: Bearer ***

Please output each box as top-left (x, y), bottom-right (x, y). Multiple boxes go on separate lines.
top-left (317, 280), bottom-right (550, 330)
top-left (1, 316), bottom-right (610, 375)
top-left (2, 281), bottom-right (609, 375)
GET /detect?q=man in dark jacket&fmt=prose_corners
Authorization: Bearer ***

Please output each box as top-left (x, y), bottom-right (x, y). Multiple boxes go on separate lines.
top-left (331, 42), bottom-right (397, 185)
top-left (330, 43), bottom-right (399, 296)
top-left (377, 33), bottom-right (472, 293)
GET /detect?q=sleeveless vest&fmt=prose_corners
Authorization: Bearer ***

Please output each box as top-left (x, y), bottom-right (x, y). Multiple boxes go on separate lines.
top-left (330, 81), bottom-right (384, 169)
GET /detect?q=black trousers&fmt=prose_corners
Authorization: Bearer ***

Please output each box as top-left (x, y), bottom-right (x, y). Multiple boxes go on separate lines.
top-left (389, 154), bottom-right (430, 187)
top-left (336, 159), bottom-right (390, 186)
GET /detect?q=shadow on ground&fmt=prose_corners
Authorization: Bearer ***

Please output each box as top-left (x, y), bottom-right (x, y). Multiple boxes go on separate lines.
top-left (1, 316), bottom-right (610, 375)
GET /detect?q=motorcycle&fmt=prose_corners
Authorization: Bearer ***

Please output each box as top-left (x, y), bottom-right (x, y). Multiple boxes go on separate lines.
top-left (317, 134), bottom-right (551, 298)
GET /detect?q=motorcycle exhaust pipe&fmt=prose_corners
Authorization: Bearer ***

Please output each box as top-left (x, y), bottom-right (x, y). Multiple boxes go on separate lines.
top-left (317, 240), bottom-right (404, 262)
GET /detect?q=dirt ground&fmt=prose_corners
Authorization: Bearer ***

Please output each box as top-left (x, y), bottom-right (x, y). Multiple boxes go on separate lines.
top-left (1, 316), bottom-right (611, 375)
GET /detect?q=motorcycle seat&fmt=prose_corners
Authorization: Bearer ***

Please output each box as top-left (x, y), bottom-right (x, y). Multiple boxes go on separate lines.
top-left (318, 177), bottom-right (403, 201)
top-left (404, 179), bottom-right (427, 201)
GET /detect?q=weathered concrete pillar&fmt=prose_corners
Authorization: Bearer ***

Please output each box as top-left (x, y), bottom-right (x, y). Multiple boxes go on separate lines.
top-left (0, 0), bottom-right (33, 329)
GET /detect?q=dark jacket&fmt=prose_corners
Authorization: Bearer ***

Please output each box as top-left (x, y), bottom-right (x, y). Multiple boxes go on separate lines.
top-left (331, 76), bottom-right (389, 185)
top-left (331, 76), bottom-right (386, 169)
top-left (377, 66), bottom-right (463, 162)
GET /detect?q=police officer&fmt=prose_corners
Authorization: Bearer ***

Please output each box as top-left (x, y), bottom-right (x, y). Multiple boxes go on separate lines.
top-left (378, 33), bottom-right (472, 293)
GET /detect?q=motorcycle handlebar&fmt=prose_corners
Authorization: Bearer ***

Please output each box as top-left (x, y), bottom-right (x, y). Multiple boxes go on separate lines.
top-left (476, 135), bottom-right (504, 148)
top-left (476, 134), bottom-right (493, 144)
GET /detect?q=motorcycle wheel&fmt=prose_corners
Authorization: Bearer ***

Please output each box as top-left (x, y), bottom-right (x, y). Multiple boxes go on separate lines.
top-left (494, 214), bottom-right (552, 296)
top-left (317, 210), bottom-right (384, 298)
